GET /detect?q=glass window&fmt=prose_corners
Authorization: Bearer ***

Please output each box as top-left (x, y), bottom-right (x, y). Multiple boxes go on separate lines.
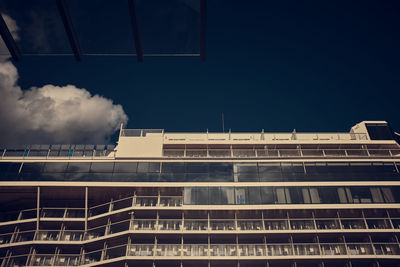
top-left (258, 162), bottom-right (281, 173)
top-left (185, 162), bottom-right (209, 173)
top-left (259, 171), bottom-right (282, 182)
top-left (66, 162), bottom-right (91, 173)
top-left (114, 162), bottom-right (137, 173)
top-left (260, 187), bottom-right (275, 204)
top-left (370, 187), bottom-right (384, 203)
top-left (247, 187), bottom-right (261, 204)
top-left (236, 173), bottom-right (259, 182)
top-left (162, 162), bottom-right (185, 173)
top-left (234, 163), bottom-right (258, 173)
top-left (309, 188), bottom-right (321, 203)
top-left (350, 187), bottom-right (373, 203)
top-left (220, 187), bottom-right (235, 204)
top-left (275, 187), bottom-right (287, 204)
top-left (90, 162), bottom-right (114, 173)
top-left (209, 187), bottom-right (221, 205)
top-left (381, 187), bottom-right (396, 203)
top-left (318, 187), bottom-right (340, 204)
top-left (137, 162), bottom-right (149, 173)
top-left (235, 187), bottom-right (247, 205)
top-left (287, 187), bottom-right (303, 204)
top-left (148, 163), bottom-right (160, 173)
top-left (43, 162), bottom-right (68, 172)
top-left (184, 187), bottom-right (209, 205)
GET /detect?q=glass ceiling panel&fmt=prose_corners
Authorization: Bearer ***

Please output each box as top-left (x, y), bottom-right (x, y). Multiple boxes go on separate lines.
top-left (67, 0), bottom-right (136, 55)
top-left (135, 0), bottom-right (200, 55)
top-left (0, 0), bottom-right (201, 57)
top-left (0, 0), bottom-right (72, 55)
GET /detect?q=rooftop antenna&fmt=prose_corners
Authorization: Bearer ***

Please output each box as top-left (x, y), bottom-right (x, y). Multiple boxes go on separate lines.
top-left (222, 113), bottom-right (225, 133)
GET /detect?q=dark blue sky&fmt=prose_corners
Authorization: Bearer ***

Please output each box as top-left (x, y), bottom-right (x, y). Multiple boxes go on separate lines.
top-left (10, 0), bottom-right (400, 137)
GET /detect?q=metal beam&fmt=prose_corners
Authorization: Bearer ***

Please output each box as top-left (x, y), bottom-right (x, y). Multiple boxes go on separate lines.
top-left (0, 14), bottom-right (21, 61)
top-left (128, 0), bottom-right (143, 62)
top-left (200, 0), bottom-right (206, 62)
top-left (56, 0), bottom-right (82, 61)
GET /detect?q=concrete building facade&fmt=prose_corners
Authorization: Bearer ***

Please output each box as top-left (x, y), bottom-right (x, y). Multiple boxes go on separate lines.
top-left (1, 121), bottom-right (400, 267)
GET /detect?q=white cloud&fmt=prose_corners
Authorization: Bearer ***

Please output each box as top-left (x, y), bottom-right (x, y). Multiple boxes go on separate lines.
top-left (0, 13), bottom-right (19, 56)
top-left (0, 14), bottom-right (128, 145)
top-left (0, 59), bottom-right (128, 145)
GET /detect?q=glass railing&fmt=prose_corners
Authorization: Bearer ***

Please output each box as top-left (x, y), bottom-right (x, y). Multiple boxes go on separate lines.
top-left (183, 220), bottom-right (208, 231)
top-left (266, 244), bottom-right (293, 256)
top-left (347, 243), bottom-right (374, 255)
top-left (163, 148), bottom-right (400, 158)
top-left (290, 220), bottom-right (315, 230)
top-left (320, 243), bottom-right (347, 255)
top-left (54, 254), bottom-right (81, 266)
top-left (158, 220), bottom-right (182, 231)
top-left (210, 220), bottom-right (236, 231)
top-left (293, 244), bottom-right (320, 255)
top-left (182, 244), bottom-right (208, 256)
top-left (374, 243), bottom-right (400, 255)
top-left (238, 244), bottom-right (266, 256)
top-left (131, 219), bottom-right (156, 231)
top-left (2, 242), bottom-right (400, 266)
top-left (209, 244), bottom-right (237, 256)
top-left (264, 220), bottom-right (289, 230)
top-left (31, 254), bottom-right (54, 266)
top-left (36, 230), bottom-right (60, 241)
top-left (129, 244), bottom-right (154, 256)
top-left (237, 220), bottom-right (263, 231)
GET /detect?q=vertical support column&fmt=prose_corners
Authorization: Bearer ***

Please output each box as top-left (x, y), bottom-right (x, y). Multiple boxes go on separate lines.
top-left (36, 187), bottom-right (40, 232)
top-left (85, 187), bottom-right (88, 232)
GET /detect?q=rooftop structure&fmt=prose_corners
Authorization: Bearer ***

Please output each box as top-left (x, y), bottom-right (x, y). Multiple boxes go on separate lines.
top-left (0, 121), bottom-right (400, 267)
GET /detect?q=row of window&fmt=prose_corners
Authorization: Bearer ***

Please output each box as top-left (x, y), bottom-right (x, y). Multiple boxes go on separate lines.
top-left (1, 161), bottom-right (399, 182)
top-left (183, 186), bottom-right (400, 205)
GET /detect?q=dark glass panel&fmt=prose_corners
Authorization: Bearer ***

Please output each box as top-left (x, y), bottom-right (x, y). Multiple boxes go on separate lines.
top-left (20, 163), bottom-right (44, 173)
top-left (281, 162), bottom-right (304, 173)
top-left (258, 162), bottom-right (281, 173)
top-left (137, 162), bottom-right (149, 173)
top-left (148, 162), bottom-right (160, 173)
top-left (160, 173), bottom-right (185, 182)
top-left (247, 187), bottom-right (261, 204)
top-left (162, 162), bottom-right (185, 173)
top-left (66, 162), bottom-right (91, 172)
top-left (318, 187), bottom-right (340, 204)
top-left (350, 187), bottom-right (373, 203)
top-left (88, 173), bottom-right (114, 181)
top-left (90, 162), bottom-right (114, 173)
top-left (208, 187), bottom-right (221, 205)
top-left (43, 162), bottom-right (68, 172)
top-left (237, 173), bottom-right (259, 182)
top-left (260, 187), bottom-right (276, 204)
top-left (114, 162), bottom-right (137, 173)
top-left (208, 163), bottom-right (233, 174)
top-left (112, 173), bottom-right (136, 182)
top-left (235, 187), bottom-right (247, 204)
top-left (282, 172), bottom-right (306, 181)
top-left (41, 173), bottom-right (66, 181)
top-left (366, 123), bottom-right (394, 140)
top-left (193, 187), bottom-right (209, 205)
top-left (259, 172), bottom-right (282, 182)
top-left (64, 172), bottom-right (90, 181)
top-left (185, 162), bottom-right (209, 173)
top-left (220, 187), bottom-right (235, 204)
top-left (235, 163), bottom-right (258, 173)
top-left (184, 173), bottom-right (209, 182)
top-left (287, 187), bottom-right (303, 204)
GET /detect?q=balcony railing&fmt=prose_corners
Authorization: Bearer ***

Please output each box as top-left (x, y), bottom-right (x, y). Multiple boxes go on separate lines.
top-left (3, 241), bottom-right (400, 266)
top-left (163, 148), bottom-right (400, 158)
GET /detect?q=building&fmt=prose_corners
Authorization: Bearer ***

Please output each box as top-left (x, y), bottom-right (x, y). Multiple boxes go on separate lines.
top-left (1, 121), bottom-right (400, 267)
